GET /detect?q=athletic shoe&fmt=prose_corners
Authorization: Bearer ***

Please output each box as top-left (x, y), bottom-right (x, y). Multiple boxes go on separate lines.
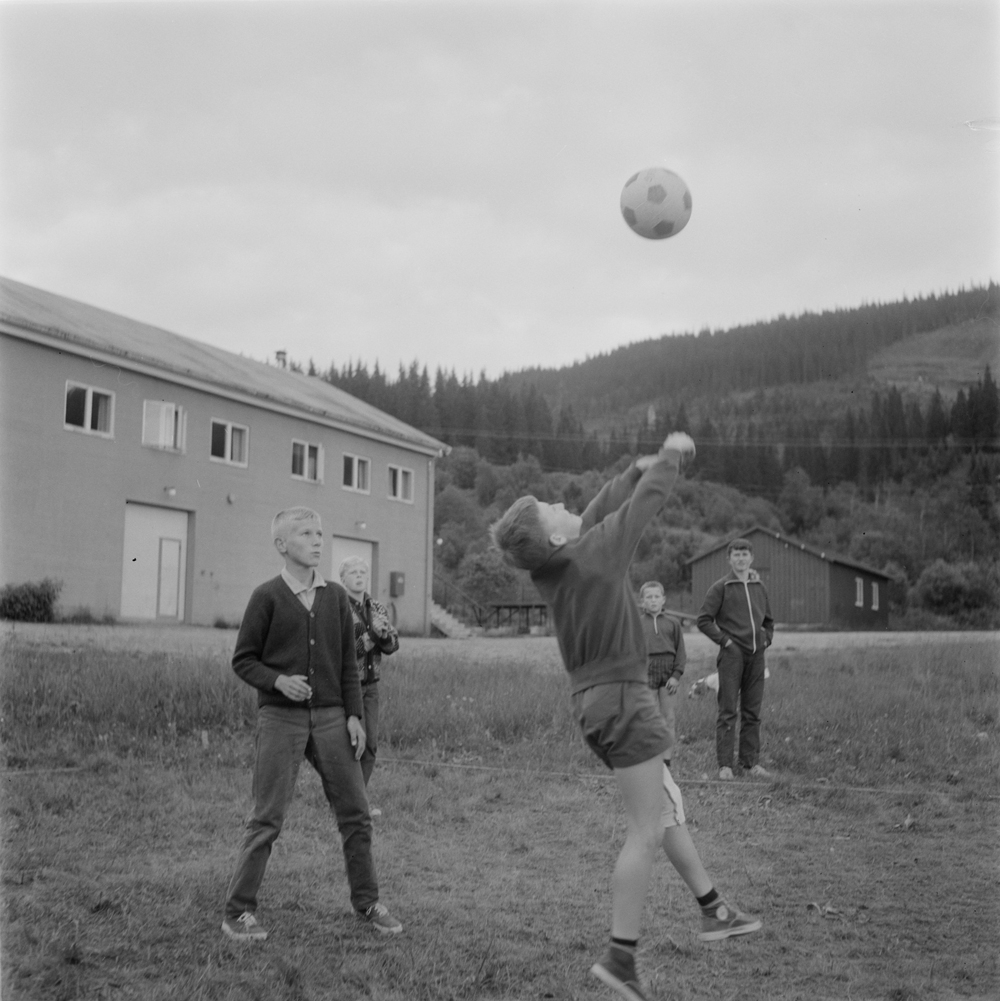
top-left (590, 948), bottom-right (649, 1001)
top-left (221, 911), bottom-right (268, 942)
top-left (718, 766), bottom-right (734, 781)
top-left (370, 807), bottom-right (383, 818)
top-left (361, 902), bottom-right (402, 935)
top-left (699, 901), bottom-right (762, 941)
top-left (748, 764), bottom-right (771, 778)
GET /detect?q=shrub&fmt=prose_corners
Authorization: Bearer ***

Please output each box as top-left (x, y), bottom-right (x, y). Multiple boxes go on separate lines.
top-left (0, 578), bottom-right (63, 622)
top-left (911, 560), bottom-right (998, 620)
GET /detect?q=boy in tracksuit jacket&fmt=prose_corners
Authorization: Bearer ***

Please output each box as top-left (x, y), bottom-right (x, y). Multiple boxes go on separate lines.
top-left (697, 538), bottom-right (774, 780)
top-left (491, 435), bottom-right (760, 1001)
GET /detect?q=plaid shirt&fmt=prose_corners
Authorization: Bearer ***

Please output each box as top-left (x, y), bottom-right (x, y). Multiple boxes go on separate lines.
top-left (348, 593), bottom-right (399, 685)
top-left (640, 610), bottom-right (687, 689)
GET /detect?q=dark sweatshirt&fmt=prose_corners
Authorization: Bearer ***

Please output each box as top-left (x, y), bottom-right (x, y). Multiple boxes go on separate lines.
top-left (232, 575), bottom-right (364, 717)
top-left (531, 455), bottom-right (681, 695)
top-left (697, 569), bottom-right (774, 655)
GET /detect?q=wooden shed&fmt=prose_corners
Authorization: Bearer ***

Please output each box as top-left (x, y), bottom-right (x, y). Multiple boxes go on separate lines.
top-left (687, 526), bottom-right (891, 630)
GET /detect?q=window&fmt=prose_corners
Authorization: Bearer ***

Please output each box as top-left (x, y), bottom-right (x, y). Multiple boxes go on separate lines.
top-left (342, 453), bottom-right (370, 493)
top-left (142, 400), bottom-right (186, 451)
top-left (388, 464), bottom-right (414, 502)
top-left (210, 419), bottom-right (249, 466)
top-left (871, 582), bottom-right (879, 611)
top-left (291, 440), bottom-right (323, 482)
top-left (64, 382), bottom-right (114, 436)
top-left (855, 577), bottom-right (864, 608)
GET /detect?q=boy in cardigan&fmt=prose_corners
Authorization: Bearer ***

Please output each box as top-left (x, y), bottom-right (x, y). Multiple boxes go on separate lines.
top-left (637, 581), bottom-right (686, 768)
top-left (491, 435), bottom-right (760, 1001)
top-left (697, 538), bottom-right (774, 781)
top-left (221, 507), bottom-right (402, 941)
top-left (339, 556), bottom-right (399, 791)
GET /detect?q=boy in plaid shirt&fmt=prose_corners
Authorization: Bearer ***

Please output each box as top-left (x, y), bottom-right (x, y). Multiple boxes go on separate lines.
top-left (638, 581), bottom-right (686, 768)
top-left (339, 557), bottom-right (399, 790)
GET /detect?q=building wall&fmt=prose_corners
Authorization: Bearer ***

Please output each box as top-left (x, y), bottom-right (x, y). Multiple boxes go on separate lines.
top-left (828, 562), bottom-right (889, 630)
top-left (0, 333), bottom-right (435, 632)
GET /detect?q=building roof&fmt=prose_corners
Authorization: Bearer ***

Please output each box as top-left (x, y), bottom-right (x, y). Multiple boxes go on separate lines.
top-left (0, 275), bottom-right (447, 456)
top-left (686, 525), bottom-right (891, 580)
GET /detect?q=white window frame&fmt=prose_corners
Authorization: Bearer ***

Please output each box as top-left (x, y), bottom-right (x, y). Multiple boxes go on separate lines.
top-left (871, 582), bottom-right (879, 611)
top-left (342, 453), bottom-right (371, 494)
top-left (854, 577), bottom-right (864, 608)
top-left (210, 418), bottom-right (249, 467)
top-left (64, 381), bottom-right (114, 438)
top-left (142, 400), bottom-right (187, 452)
top-left (388, 464), bottom-right (414, 503)
top-left (291, 439), bottom-right (324, 483)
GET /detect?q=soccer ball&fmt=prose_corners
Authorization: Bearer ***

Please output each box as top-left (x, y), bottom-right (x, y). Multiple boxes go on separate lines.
top-left (620, 167), bottom-right (692, 240)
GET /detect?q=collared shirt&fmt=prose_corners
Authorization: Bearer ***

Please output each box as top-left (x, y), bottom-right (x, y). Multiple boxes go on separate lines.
top-left (280, 567), bottom-right (327, 611)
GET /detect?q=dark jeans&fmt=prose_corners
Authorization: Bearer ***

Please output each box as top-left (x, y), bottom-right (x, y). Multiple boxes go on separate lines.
top-left (224, 705), bottom-right (377, 918)
top-left (716, 644), bottom-right (767, 769)
top-left (360, 682), bottom-right (379, 787)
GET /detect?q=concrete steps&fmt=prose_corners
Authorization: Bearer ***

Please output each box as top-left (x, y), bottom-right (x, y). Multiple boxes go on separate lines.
top-left (429, 602), bottom-right (474, 639)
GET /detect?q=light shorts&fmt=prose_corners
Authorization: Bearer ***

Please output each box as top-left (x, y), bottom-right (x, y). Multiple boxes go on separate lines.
top-left (572, 681), bottom-right (673, 771)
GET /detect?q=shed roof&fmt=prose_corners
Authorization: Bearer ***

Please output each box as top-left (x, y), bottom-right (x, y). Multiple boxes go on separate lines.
top-left (0, 275), bottom-right (447, 456)
top-left (686, 525), bottom-right (891, 580)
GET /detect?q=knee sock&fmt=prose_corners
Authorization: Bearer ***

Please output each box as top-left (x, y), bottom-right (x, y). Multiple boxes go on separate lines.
top-left (696, 888), bottom-right (720, 915)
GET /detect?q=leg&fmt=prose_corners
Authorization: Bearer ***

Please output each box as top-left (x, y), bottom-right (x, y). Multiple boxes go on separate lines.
top-left (224, 706), bottom-right (307, 919)
top-left (715, 645), bottom-right (743, 770)
top-left (610, 755), bottom-right (667, 940)
top-left (737, 651), bottom-right (767, 770)
top-left (360, 682), bottom-right (379, 787)
top-left (656, 686), bottom-right (676, 764)
top-left (306, 707), bottom-right (379, 913)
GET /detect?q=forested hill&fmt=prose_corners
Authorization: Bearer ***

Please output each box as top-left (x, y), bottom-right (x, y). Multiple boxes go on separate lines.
top-left (500, 283), bottom-right (998, 420)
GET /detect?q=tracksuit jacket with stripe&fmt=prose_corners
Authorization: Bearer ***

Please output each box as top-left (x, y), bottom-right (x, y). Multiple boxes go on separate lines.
top-left (696, 570), bottom-right (774, 655)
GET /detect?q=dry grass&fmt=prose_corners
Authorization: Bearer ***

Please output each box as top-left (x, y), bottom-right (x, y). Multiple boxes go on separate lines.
top-left (1, 630), bottom-right (998, 1000)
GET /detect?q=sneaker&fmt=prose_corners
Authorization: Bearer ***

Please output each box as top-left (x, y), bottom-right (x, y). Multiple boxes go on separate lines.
top-left (590, 948), bottom-right (649, 1001)
top-left (699, 901), bottom-right (762, 941)
top-left (748, 764), bottom-right (771, 778)
top-left (718, 766), bottom-right (734, 781)
top-left (370, 807), bottom-right (383, 818)
top-left (361, 902), bottom-right (402, 935)
top-left (221, 911), bottom-right (268, 942)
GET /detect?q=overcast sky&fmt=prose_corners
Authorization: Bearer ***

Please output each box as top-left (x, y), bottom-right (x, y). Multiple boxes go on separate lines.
top-left (1, 0), bottom-right (997, 379)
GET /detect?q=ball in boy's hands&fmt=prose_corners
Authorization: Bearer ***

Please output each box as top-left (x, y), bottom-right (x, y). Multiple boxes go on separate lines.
top-left (662, 432), bottom-right (696, 458)
top-left (620, 167), bottom-right (692, 240)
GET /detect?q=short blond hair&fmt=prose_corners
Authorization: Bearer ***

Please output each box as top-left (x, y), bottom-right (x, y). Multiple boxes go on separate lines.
top-left (271, 506), bottom-right (320, 541)
top-left (490, 496), bottom-right (551, 571)
top-left (338, 555), bottom-right (370, 581)
top-left (639, 580), bottom-right (665, 598)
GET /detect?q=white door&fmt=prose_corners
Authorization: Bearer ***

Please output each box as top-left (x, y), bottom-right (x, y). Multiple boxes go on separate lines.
top-left (328, 536), bottom-right (375, 588)
top-left (121, 503), bottom-right (188, 620)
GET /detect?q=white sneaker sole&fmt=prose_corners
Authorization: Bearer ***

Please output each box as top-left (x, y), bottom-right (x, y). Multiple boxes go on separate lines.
top-left (590, 962), bottom-right (647, 1001)
top-left (221, 921), bottom-right (267, 942)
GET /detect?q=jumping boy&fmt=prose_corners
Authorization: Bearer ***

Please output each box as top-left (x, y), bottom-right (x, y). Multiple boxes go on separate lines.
top-left (491, 435), bottom-right (760, 1001)
top-left (637, 581), bottom-right (686, 769)
top-left (696, 538), bottom-right (774, 781)
top-left (221, 507), bottom-right (402, 941)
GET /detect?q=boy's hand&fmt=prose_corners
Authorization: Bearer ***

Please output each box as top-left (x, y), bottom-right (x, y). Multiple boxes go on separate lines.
top-left (371, 609), bottom-right (390, 637)
top-left (347, 716), bottom-right (367, 760)
top-left (274, 674), bottom-right (312, 701)
top-left (635, 453), bottom-right (659, 471)
top-left (661, 432), bottom-right (696, 458)
top-left (665, 677), bottom-right (680, 696)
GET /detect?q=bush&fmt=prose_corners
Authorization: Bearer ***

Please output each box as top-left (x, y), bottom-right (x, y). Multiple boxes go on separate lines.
top-left (0, 578), bottom-right (63, 622)
top-left (911, 560), bottom-right (999, 621)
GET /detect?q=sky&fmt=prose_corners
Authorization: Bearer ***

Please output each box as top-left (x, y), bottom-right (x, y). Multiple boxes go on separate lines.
top-left (1, 0), bottom-right (998, 380)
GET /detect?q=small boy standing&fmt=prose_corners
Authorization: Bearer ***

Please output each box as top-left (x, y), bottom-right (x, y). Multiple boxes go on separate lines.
top-left (637, 581), bottom-right (686, 769)
top-left (696, 538), bottom-right (774, 781)
top-left (491, 435), bottom-right (760, 1001)
top-left (221, 507), bottom-right (402, 941)
top-left (338, 556), bottom-right (399, 791)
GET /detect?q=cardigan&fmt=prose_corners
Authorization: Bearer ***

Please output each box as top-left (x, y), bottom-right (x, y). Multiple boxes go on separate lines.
top-left (232, 574), bottom-right (364, 717)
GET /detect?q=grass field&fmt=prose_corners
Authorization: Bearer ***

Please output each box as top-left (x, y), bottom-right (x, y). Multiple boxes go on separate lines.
top-left (1, 628), bottom-right (998, 1001)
